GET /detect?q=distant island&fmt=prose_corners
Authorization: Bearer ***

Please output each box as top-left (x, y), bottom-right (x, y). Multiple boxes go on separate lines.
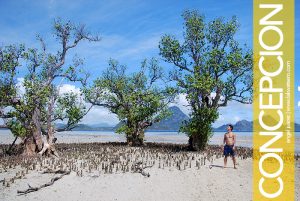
top-left (54, 106), bottom-right (300, 132)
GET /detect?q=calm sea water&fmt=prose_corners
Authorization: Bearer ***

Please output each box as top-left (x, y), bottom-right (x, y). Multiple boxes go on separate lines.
top-left (1, 130), bottom-right (299, 153)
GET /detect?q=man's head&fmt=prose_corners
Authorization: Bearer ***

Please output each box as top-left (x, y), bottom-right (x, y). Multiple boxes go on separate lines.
top-left (227, 124), bottom-right (233, 132)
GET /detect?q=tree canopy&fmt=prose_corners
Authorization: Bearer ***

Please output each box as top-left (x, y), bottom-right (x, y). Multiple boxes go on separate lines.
top-left (0, 19), bottom-right (100, 155)
top-left (85, 58), bottom-right (176, 145)
top-left (159, 10), bottom-right (252, 150)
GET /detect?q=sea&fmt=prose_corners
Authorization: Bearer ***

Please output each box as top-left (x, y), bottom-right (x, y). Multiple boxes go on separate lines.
top-left (0, 130), bottom-right (299, 153)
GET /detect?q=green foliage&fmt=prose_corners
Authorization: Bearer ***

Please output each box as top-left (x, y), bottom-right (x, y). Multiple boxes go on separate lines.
top-left (180, 108), bottom-right (219, 150)
top-left (0, 19), bottom-right (99, 144)
top-left (86, 58), bottom-right (176, 145)
top-left (159, 10), bottom-right (252, 150)
top-left (6, 119), bottom-right (27, 137)
top-left (0, 45), bottom-right (25, 106)
top-left (55, 92), bottom-right (88, 129)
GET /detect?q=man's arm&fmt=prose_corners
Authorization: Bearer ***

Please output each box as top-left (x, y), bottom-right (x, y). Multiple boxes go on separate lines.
top-left (233, 134), bottom-right (236, 148)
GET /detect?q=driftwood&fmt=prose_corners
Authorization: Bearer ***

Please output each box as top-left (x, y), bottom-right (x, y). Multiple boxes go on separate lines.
top-left (132, 162), bottom-right (153, 177)
top-left (17, 170), bottom-right (70, 195)
top-left (42, 169), bottom-right (68, 174)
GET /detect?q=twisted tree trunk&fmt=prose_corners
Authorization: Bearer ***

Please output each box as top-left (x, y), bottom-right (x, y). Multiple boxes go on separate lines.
top-left (39, 99), bottom-right (59, 157)
top-left (126, 121), bottom-right (152, 146)
top-left (23, 136), bottom-right (37, 156)
top-left (32, 106), bottom-right (43, 151)
top-left (188, 135), bottom-right (202, 151)
top-left (23, 103), bottom-right (58, 157)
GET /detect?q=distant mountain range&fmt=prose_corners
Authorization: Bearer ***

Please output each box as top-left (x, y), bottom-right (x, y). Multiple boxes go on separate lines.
top-left (55, 123), bottom-right (115, 131)
top-left (213, 120), bottom-right (253, 132)
top-left (295, 123), bottom-right (300, 132)
top-left (1, 106), bottom-right (298, 132)
top-left (113, 106), bottom-right (189, 131)
top-left (53, 106), bottom-right (300, 132)
top-left (146, 106), bottom-right (189, 131)
top-left (213, 120), bottom-right (300, 132)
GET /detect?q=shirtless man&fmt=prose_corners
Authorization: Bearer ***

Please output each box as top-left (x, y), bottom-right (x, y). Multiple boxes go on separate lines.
top-left (222, 124), bottom-right (237, 169)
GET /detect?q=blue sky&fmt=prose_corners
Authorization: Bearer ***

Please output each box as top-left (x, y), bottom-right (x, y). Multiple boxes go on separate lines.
top-left (0, 0), bottom-right (299, 126)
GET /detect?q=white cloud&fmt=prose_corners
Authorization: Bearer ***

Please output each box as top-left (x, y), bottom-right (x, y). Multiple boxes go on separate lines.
top-left (56, 83), bottom-right (118, 126)
top-left (16, 77), bottom-right (25, 96)
top-left (234, 116), bottom-right (240, 122)
top-left (80, 106), bottom-right (119, 126)
top-left (58, 84), bottom-right (81, 95)
top-left (215, 101), bottom-right (252, 127)
top-left (170, 93), bottom-right (252, 127)
top-left (170, 93), bottom-right (191, 115)
top-left (10, 81), bottom-right (253, 127)
top-left (9, 81), bottom-right (118, 126)
top-left (16, 79), bottom-right (82, 98)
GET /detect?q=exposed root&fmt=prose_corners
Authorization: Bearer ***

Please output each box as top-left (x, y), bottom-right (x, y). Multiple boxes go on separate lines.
top-left (6, 137), bottom-right (18, 155)
top-left (17, 170), bottom-right (70, 195)
top-left (38, 142), bottom-right (59, 158)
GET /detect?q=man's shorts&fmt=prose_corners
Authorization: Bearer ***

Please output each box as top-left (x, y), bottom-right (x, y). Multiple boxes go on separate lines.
top-left (223, 145), bottom-right (235, 157)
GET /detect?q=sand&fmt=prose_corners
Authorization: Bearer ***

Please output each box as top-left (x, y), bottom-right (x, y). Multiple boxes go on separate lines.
top-left (0, 131), bottom-right (299, 201)
top-left (0, 156), bottom-right (252, 201)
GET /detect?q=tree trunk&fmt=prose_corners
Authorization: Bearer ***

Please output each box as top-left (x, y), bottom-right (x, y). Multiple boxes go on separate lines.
top-left (21, 104), bottom-right (59, 157)
top-left (188, 136), bottom-right (194, 151)
top-left (22, 136), bottom-right (37, 156)
top-left (125, 121), bottom-right (151, 146)
top-left (135, 130), bottom-right (145, 146)
top-left (126, 130), bottom-right (144, 146)
top-left (20, 106), bottom-right (43, 156)
top-left (126, 121), bottom-right (152, 146)
top-left (47, 99), bottom-right (55, 145)
top-left (188, 135), bottom-right (202, 151)
top-left (32, 107), bottom-right (43, 151)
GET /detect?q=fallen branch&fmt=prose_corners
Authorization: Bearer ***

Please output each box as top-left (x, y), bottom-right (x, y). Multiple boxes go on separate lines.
top-left (17, 170), bottom-right (70, 195)
top-left (42, 169), bottom-right (69, 174)
top-left (6, 136), bottom-right (18, 155)
top-left (132, 162), bottom-right (153, 177)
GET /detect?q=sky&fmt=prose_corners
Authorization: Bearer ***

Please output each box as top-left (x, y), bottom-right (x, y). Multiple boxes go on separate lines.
top-left (0, 0), bottom-right (299, 127)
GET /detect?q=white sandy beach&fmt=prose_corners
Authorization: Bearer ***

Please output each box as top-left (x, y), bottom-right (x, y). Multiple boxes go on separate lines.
top-left (1, 157), bottom-right (253, 201)
top-left (0, 131), bottom-right (299, 201)
top-left (1, 156), bottom-right (298, 201)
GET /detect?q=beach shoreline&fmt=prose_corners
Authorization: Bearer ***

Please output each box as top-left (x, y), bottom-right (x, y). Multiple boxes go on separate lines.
top-left (0, 141), bottom-right (299, 201)
top-left (1, 130), bottom-right (300, 153)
